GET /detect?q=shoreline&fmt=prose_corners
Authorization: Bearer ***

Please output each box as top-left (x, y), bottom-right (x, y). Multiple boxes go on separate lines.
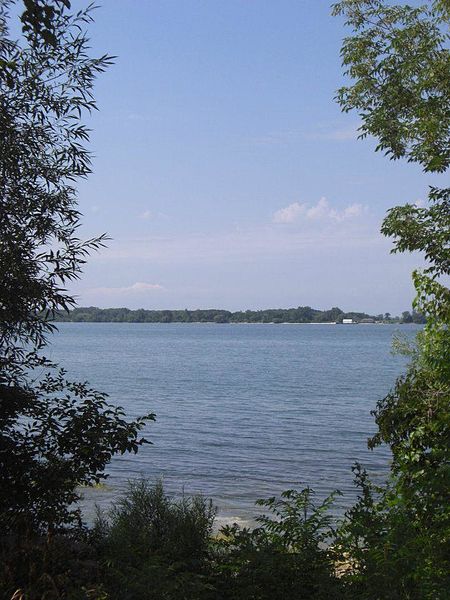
top-left (52, 320), bottom-right (412, 325)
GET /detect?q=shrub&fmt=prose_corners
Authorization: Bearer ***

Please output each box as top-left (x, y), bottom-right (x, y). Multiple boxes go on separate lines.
top-left (94, 479), bottom-right (217, 600)
top-left (213, 488), bottom-right (345, 600)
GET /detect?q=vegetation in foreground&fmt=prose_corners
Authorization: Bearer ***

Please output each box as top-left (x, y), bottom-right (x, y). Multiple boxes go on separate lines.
top-left (0, 480), bottom-right (352, 599)
top-left (0, 0), bottom-right (448, 598)
top-left (1, 464), bottom-right (448, 599)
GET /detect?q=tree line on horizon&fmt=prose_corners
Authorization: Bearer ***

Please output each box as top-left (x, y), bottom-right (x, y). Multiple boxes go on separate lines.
top-left (53, 305), bottom-right (426, 324)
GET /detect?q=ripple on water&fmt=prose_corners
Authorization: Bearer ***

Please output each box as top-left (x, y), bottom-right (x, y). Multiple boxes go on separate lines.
top-left (50, 323), bottom-right (419, 523)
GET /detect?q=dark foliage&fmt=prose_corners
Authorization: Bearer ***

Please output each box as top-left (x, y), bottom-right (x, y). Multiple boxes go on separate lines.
top-left (212, 488), bottom-right (345, 600)
top-left (0, 370), bottom-right (152, 534)
top-left (0, 0), bottom-right (154, 542)
top-left (93, 480), bottom-right (217, 600)
top-left (332, 1), bottom-right (450, 598)
top-left (51, 305), bottom-right (415, 324)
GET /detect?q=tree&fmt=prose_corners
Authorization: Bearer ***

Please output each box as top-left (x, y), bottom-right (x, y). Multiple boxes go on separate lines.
top-left (333, 1), bottom-right (450, 596)
top-left (401, 310), bottom-right (413, 323)
top-left (214, 489), bottom-right (344, 600)
top-left (332, 0), bottom-right (449, 321)
top-left (333, 0), bottom-right (449, 171)
top-left (412, 309), bottom-right (426, 324)
top-left (0, 0), bottom-right (154, 540)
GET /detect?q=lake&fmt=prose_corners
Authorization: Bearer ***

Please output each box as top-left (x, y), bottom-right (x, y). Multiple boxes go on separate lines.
top-left (49, 322), bottom-right (419, 526)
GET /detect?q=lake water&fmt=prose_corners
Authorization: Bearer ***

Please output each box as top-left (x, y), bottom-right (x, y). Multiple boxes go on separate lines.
top-left (49, 322), bottom-right (419, 526)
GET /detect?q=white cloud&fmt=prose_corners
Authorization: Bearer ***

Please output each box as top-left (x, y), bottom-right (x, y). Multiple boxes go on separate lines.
top-left (342, 203), bottom-right (364, 219)
top-left (273, 202), bottom-right (305, 224)
top-left (249, 130), bottom-right (298, 146)
top-left (126, 112), bottom-right (152, 122)
top-left (273, 197), bottom-right (365, 224)
top-left (90, 282), bottom-right (164, 295)
top-left (305, 197), bottom-right (330, 219)
top-left (128, 282), bottom-right (164, 291)
top-left (91, 217), bottom-right (381, 269)
top-left (304, 124), bottom-right (360, 141)
top-left (140, 210), bottom-right (153, 220)
top-left (248, 123), bottom-right (360, 147)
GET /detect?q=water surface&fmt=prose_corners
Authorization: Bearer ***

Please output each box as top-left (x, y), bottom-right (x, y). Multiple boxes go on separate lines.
top-left (49, 322), bottom-right (419, 525)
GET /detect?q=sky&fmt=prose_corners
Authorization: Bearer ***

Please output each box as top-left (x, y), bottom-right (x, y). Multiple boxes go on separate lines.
top-left (66, 0), bottom-right (444, 315)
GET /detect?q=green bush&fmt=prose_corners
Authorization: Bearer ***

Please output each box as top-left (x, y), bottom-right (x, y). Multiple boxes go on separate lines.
top-left (92, 481), bottom-right (346, 600)
top-left (212, 488), bottom-right (345, 600)
top-left (0, 530), bottom-right (105, 600)
top-left (94, 479), bottom-right (217, 600)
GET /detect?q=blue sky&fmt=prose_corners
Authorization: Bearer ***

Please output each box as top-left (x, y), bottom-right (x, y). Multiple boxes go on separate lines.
top-left (70, 0), bottom-right (444, 314)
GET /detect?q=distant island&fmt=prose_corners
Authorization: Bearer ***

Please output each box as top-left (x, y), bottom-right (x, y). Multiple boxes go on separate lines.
top-left (53, 306), bottom-right (426, 324)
